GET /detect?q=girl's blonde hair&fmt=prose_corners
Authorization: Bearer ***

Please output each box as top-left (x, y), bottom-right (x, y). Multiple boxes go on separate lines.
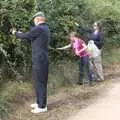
top-left (69, 32), bottom-right (81, 38)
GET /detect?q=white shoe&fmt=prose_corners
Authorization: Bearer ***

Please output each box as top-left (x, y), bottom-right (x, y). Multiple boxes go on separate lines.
top-left (31, 107), bottom-right (47, 114)
top-left (30, 103), bottom-right (38, 108)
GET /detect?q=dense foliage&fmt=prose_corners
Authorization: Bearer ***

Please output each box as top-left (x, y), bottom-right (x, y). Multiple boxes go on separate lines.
top-left (0, 0), bottom-right (35, 80)
top-left (0, 0), bottom-right (120, 80)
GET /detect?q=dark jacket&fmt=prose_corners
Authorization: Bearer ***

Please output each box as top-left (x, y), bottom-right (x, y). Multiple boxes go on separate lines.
top-left (15, 23), bottom-right (50, 68)
top-left (78, 27), bottom-right (104, 49)
top-left (91, 32), bottom-right (103, 49)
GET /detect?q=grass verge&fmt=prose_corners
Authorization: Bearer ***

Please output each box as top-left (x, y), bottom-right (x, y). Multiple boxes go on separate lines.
top-left (0, 48), bottom-right (120, 119)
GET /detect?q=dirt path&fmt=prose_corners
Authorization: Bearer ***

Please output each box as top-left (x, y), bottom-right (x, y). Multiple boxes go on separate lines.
top-left (8, 77), bottom-right (118, 120)
top-left (69, 78), bottom-right (120, 120)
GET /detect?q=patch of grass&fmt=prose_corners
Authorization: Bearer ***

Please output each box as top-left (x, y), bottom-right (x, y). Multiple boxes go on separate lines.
top-left (0, 60), bottom-right (79, 119)
top-left (48, 60), bottom-right (79, 95)
top-left (0, 81), bottom-right (32, 120)
top-left (1, 48), bottom-right (120, 119)
top-left (103, 48), bottom-right (120, 66)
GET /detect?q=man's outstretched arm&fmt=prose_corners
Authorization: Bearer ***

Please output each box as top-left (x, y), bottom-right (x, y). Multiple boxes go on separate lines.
top-left (12, 27), bottom-right (41, 42)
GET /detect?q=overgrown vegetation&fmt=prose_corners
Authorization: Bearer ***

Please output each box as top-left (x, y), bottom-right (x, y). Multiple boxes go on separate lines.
top-left (0, 0), bottom-right (120, 119)
top-left (0, 0), bottom-right (35, 81)
top-left (0, 0), bottom-right (120, 78)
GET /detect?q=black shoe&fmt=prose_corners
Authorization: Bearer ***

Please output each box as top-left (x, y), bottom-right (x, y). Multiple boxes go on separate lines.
top-left (77, 81), bottom-right (83, 85)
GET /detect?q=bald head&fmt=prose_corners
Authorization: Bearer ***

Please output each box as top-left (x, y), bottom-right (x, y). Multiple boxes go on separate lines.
top-left (34, 16), bottom-right (46, 26)
top-left (33, 12), bottom-right (46, 26)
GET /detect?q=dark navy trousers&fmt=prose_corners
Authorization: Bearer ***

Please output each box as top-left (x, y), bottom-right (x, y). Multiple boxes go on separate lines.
top-left (79, 56), bottom-right (92, 82)
top-left (32, 56), bottom-right (48, 108)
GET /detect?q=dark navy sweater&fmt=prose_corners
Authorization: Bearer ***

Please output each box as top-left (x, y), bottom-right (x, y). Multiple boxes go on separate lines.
top-left (15, 23), bottom-right (50, 68)
top-left (78, 27), bottom-right (104, 49)
top-left (91, 32), bottom-right (104, 49)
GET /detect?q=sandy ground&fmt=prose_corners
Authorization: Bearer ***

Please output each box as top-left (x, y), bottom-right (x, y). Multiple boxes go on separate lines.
top-left (69, 78), bottom-right (120, 120)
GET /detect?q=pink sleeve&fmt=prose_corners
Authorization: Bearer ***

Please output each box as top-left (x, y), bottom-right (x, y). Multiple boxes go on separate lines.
top-left (74, 39), bottom-right (82, 50)
top-left (74, 40), bottom-right (79, 48)
top-left (72, 40), bottom-right (81, 55)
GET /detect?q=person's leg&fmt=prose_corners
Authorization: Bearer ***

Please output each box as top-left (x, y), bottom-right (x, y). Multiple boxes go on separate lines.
top-left (89, 58), bottom-right (97, 81)
top-left (83, 56), bottom-right (93, 83)
top-left (32, 68), bottom-right (40, 105)
top-left (32, 61), bottom-right (48, 109)
top-left (78, 57), bottom-right (84, 84)
top-left (93, 55), bottom-right (104, 81)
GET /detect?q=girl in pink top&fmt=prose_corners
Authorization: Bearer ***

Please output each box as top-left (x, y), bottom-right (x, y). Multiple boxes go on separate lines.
top-left (71, 36), bottom-right (88, 57)
top-left (58, 32), bottom-right (92, 85)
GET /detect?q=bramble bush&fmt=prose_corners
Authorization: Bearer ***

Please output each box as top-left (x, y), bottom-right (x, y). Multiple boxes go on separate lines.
top-left (0, 0), bottom-right (35, 80)
top-left (0, 0), bottom-right (120, 80)
top-left (0, 0), bottom-right (120, 118)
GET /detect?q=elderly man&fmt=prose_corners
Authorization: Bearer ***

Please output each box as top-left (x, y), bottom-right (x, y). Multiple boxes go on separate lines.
top-left (12, 12), bottom-right (50, 113)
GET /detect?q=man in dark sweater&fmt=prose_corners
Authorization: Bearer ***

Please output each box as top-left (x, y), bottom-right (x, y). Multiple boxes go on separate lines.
top-left (12, 12), bottom-right (50, 113)
top-left (76, 22), bottom-right (104, 82)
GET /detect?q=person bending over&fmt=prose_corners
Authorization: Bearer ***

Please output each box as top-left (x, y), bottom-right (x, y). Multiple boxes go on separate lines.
top-left (57, 32), bottom-right (93, 85)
